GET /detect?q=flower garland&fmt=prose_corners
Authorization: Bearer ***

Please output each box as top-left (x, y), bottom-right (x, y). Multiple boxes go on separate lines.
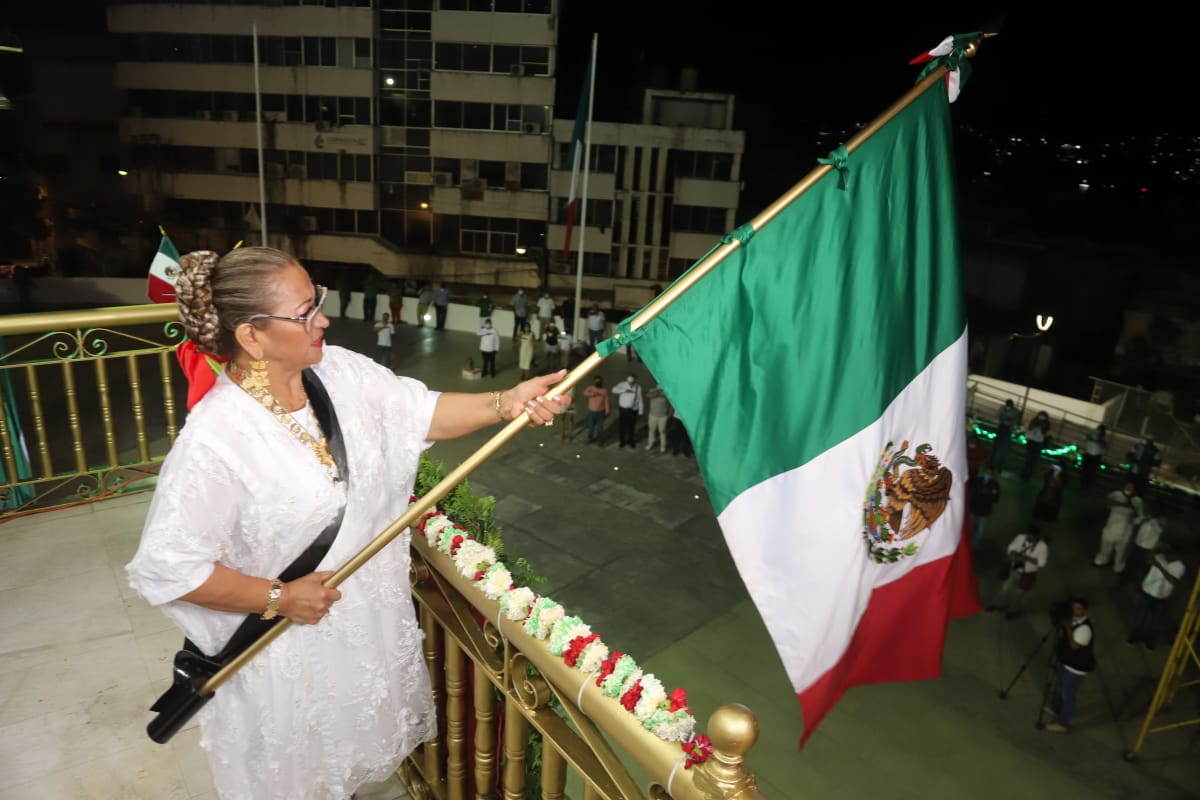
top-left (412, 501), bottom-right (711, 766)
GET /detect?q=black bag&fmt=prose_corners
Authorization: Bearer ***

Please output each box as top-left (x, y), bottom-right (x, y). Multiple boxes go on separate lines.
top-left (146, 369), bottom-right (348, 743)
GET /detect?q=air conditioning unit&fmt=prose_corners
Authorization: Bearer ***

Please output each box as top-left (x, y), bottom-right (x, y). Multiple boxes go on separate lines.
top-left (505, 162), bottom-right (521, 182)
top-left (223, 110), bottom-right (239, 122)
top-left (432, 172), bottom-right (452, 187)
top-left (195, 109), bottom-right (212, 121)
top-left (504, 181), bottom-right (519, 192)
top-left (264, 110), bottom-right (287, 122)
top-left (522, 122), bottom-right (543, 135)
top-left (315, 120), bottom-right (332, 132)
top-left (301, 215), bottom-right (319, 231)
top-left (509, 64), bottom-right (525, 77)
top-left (460, 178), bottom-right (484, 191)
top-left (266, 163), bottom-right (285, 178)
top-left (286, 164), bottom-right (306, 179)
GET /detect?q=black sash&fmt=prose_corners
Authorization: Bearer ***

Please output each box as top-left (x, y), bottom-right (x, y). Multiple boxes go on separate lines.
top-left (146, 368), bottom-right (349, 743)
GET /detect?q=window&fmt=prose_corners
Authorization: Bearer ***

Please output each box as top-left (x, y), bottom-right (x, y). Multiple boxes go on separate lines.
top-left (434, 42), bottom-right (461, 71)
top-left (466, 42), bottom-right (496, 72)
top-left (520, 163), bottom-right (547, 191)
top-left (671, 205), bottom-right (727, 235)
top-left (461, 216), bottom-right (518, 256)
top-left (462, 102), bottom-right (491, 131)
top-left (478, 160), bottom-right (506, 188)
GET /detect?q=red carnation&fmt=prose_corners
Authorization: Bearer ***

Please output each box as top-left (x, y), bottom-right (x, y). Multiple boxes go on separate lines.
top-left (449, 534), bottom-right (464, 556)
top-left (595, 650), bottom-right (623, 686)
top-left (668, 688), bottom-right (689, 713)
top-left (619, 680), bottom-right (644, 712)
top-left (564, 633), bottom-right (599, 668)
top-left (682, 734), bottom-right (713, 768)
top-left (473, 569), bottom-right (486, 581)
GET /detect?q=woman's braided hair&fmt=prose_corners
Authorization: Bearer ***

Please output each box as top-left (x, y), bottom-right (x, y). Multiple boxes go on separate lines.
top-left (175, 247), bottom-right (298, 358)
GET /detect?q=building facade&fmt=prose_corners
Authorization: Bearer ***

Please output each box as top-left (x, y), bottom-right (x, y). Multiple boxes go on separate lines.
top-left (107, 0), bottom-right (744, 305)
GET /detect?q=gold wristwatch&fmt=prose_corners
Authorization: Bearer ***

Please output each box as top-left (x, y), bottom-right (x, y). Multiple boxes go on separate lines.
top-left (261, 579), bottom-right (283, 620)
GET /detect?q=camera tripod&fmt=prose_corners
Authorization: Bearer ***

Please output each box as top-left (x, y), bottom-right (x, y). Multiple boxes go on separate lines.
top-left (998, 622), bottom-right (1061, 730)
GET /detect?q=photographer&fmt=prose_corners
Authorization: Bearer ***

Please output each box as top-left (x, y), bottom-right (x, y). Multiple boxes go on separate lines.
top-left (1045, 598), bottom-right (1094, 734)
top-left (1127, 544), bottom-right (1185, 652)
top-left (987, 525), bottom-right (1048, 619)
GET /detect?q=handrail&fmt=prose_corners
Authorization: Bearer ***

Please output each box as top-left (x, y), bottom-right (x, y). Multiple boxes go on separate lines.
top-left (0, 303), bottom-right (176, 336)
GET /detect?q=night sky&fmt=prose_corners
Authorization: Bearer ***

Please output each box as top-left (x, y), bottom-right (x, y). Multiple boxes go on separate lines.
top-left (555, 8), bottom-right (1195, 136)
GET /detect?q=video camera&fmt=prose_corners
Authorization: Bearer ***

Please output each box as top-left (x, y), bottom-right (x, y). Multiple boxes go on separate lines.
top-left (1048, 600), bottom-right (1072, 626)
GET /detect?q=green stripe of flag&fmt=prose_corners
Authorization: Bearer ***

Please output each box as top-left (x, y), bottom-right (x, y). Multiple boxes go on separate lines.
top-left (634, 86), bottom-right (964, 515)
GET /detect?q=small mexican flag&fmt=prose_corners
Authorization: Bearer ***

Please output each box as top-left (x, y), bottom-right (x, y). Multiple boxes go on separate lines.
top-left (147, 232), bottom-right (180, 304)
top-left (909, 33), bottom-right (979, 103)
top-left (633, 81), bottom-right (979, 745)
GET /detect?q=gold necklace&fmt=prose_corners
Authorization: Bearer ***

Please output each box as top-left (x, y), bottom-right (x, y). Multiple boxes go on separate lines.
top-left (229, 361), bottom-right (338, 481)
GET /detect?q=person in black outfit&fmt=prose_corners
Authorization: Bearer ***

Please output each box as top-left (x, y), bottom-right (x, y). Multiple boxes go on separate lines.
top-left (1044, 598), bottom-right (1095, 734)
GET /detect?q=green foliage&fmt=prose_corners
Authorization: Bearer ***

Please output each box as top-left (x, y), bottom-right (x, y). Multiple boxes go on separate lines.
top-left (414, 451), bottom-right (544, 586)
top-left (416, 451), bottom-right (561, 799)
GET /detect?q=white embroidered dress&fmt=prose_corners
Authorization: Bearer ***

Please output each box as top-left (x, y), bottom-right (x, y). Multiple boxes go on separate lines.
top-left (127, 346), bottom-right (439, 800)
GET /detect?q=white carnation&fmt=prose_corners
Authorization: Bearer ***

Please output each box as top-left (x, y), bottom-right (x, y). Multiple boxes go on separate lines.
top-left (454, 540), bottom-right (495, 577)
top-left (499, 586), bottom-right (536, 621)
top-left (479, 563), bottom-right (512, 600)
top-left (633, 674), bottom-right (666, 721)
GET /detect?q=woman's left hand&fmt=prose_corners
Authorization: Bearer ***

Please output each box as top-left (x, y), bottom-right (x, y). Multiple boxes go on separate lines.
top-left (504, 369), bottom-right (571, 427)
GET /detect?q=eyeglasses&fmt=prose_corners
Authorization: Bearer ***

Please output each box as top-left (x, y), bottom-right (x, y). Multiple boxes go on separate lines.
top-left (247, 285), bottom-right (328, 333)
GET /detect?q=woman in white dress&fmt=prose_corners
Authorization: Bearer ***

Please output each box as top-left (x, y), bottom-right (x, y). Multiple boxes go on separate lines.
top-left (516, 319), bottom-right (535, 379)
top-left (127, 247), bottom-right (567, 800)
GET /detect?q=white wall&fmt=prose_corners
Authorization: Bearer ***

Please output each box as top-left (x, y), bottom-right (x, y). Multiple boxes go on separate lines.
top-left (0, 277), bottom-right (501, 336)
top-left (968, 374), bottom-right (1116, 426)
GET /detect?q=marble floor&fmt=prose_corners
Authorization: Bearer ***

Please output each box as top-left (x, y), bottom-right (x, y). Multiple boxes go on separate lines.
top-left (1, 321), bottom-right (1197, 799)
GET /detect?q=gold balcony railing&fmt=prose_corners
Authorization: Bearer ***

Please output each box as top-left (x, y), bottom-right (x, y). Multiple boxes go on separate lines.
top-left (407, 532), bottom-right (765, 800)
top-left (0, 304), bottom-right (182, 517)
top-left (0, 304), bottom-right (767, 798)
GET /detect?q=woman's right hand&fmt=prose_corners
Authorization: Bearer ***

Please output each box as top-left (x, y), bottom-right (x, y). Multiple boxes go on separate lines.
top-left (280, 571), bottom-right (342, 625)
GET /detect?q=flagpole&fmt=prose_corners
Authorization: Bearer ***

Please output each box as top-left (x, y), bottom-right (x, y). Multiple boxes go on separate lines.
top-left (253, 20), bottom-right (268, 246)
top-left (198, 35), bottom-right (989, 695)
top-left (614, 35), bottom-right (990, 342)
top-left (571, 33), bottom-right (598, 340)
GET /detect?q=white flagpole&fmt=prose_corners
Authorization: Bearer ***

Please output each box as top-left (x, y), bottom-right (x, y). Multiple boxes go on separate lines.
top-left (253, 20), bottom-right (268, 246)
top-left (571, 33), bottom-right (598, 341)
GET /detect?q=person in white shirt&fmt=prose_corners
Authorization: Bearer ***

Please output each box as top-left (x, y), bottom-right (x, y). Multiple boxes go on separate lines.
top-left (644, 384), bottom-right (671, 453)
top-left (1127, 512), bottom-right (1166, 584)
top-left (1093, 482), bottom-right (1143, 574)
top-left (511, 288), bottom-right (529, 338)
top-left (586, 305), bottom-right (607, 347)
top-left (536, 292), bottom-right (555, 336)
top-left (373, 313), bottom-right (395, 367)
top-left (1079, 423), bottom-right (1107, 487)
top-left (988, 525), bottom-right (1049, 619)
top-left (477, 318), bottom-right (501, 378)
top-left (611, 375), bottom-right (644, 448)
top-left (1127, 544), bottom-right (1185, 651)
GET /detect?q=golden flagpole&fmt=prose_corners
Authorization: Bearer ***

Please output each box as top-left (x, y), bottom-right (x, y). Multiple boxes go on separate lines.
top-left (202, 32), bottom-right (992, 695)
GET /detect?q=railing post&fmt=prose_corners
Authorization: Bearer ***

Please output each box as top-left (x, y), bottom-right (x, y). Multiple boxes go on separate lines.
top-left (501, 693), bottom-right (528, 800)
top-left (421, 603), bottom-right (445, 787)
top-left (693, 704), bottom-right (767, 800)
top-left (446, 638), bottom-right (468, 800)
top-left (472, 665), bottom-right (497, 800)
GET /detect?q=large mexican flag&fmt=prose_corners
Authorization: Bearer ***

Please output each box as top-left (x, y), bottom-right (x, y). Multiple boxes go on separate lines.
top-left (632, 82), bottom-right (979, 743)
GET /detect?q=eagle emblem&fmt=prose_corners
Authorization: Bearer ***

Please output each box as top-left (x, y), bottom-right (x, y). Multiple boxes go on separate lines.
top-left (862, 440), bottom-right (953, 563)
